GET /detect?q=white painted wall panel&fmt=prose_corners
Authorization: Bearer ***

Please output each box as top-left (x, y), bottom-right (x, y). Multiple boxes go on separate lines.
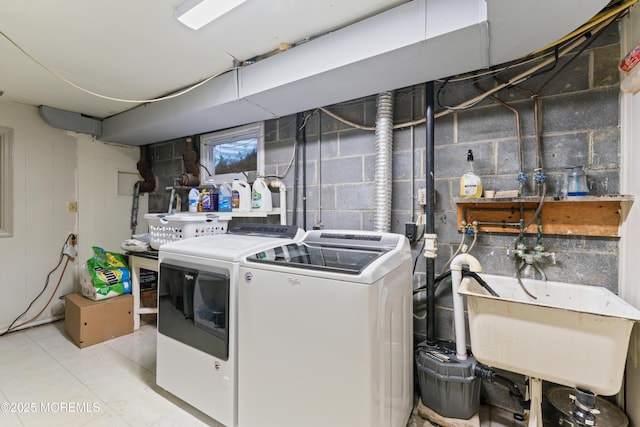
top-left (0, 99), bottom-right (146, 332)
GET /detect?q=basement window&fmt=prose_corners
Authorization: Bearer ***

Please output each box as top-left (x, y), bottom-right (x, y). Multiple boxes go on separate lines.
top-left (199, 122), bottom-right (264, 185)
top-left (0, 127), bottom-right (13, 237)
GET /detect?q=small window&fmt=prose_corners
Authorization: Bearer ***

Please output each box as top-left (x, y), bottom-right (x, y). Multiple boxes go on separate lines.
top-left (0, 127), bottom-right (13, 237)
top-left (199, 122), bottom-right (264, 184)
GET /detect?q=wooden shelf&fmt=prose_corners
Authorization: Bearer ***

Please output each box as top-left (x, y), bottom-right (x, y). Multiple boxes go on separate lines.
top-left (455, 195), bottom-right (634, 237)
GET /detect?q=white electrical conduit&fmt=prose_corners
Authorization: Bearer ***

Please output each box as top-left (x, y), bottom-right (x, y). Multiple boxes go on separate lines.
top-left (450, 253), bottom-right (483, 361)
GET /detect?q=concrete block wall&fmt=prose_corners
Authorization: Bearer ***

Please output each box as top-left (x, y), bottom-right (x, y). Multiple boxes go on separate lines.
top-left (143, 24), bottom-right (622, 348)
top-left (262, 23), bottom-right (622, 348)
top-left (146, 137), bottom-right (188, 213)
top-left (139, 22), bottom-right (623, 414)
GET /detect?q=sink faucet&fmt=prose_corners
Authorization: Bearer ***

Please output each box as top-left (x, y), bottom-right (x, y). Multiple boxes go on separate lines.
top-left (508, 243), bottom-right (556, 281)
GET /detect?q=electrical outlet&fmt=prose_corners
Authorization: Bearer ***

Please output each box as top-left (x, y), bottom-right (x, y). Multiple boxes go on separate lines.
top-left (418, 188), bottom-right (426, 206)
top-left (405, 222), bottom-right (417, 243)
top-left (68, 201), bottom-right (78, 212)
top-left (63, 244), bottom-right (78, 260)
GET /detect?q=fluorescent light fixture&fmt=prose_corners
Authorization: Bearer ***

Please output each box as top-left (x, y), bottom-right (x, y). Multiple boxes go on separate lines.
top-left (175, 0), bottom-right (247, 30)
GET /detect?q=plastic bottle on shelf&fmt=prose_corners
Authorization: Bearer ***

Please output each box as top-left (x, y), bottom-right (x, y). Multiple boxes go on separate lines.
top-left (218, 182), bottom-right (232, 212)
top-left (252, 177), bottom-right (272, 211)
top-left (232, 178), bottom-right (251, 211)
top-left (188, 187), bottom-right (200, 212)
top-left (200, 188), bottom-right (212, 212)
top-left (564, 166), bottom-right (589, 196)
top-left (459, 149), bottom-right (482, 199)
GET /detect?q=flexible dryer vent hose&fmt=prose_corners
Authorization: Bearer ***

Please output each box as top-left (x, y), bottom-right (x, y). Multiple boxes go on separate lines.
top-left (373, 91), bottom-right (394, 233)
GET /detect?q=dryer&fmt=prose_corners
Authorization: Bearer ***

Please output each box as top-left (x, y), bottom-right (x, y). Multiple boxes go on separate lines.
top-left (237, 229), bottom-right (413, 427)
top-left (156, 224), bottom-right (303, 427)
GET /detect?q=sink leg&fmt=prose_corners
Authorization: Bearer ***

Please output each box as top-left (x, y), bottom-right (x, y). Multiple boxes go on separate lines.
top-left (526, 377), bottom-right (543, 427)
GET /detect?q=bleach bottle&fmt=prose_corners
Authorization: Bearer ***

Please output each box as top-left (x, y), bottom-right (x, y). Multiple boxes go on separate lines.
top-left (232, 178), bottom-right (251, 211)
top-left (252, 177), bottom-right (272, 211)
top-left (188, 187), bottom-right (200, 212)
top-left (218, 182), bottom-right (233, 212)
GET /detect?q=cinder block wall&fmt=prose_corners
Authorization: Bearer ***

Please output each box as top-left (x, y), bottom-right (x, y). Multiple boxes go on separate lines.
top-left (147, 137), bottom-right (188, 213)
top-left (145, 25), bottom-right (621, 347)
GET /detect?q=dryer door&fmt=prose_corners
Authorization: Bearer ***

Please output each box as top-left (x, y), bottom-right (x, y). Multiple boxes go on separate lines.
top-left (158, 263), bottom-right (230, 360)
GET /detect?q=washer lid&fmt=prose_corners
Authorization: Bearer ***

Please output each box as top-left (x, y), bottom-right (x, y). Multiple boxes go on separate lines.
top-left (247, 242), bottom-right (389, 275)
top-left (246, 230), bottom-right (407, 275)
top-left (159, 224), bottom-right (304, 261)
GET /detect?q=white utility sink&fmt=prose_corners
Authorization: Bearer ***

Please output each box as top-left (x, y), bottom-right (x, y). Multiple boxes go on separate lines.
top-left (458, 274), bottom-right (640, 397)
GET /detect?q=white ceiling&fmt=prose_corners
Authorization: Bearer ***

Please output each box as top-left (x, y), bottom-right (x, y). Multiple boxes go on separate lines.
top-left (0, 0), bottom-right (407, 119)
top-left (0, 0), bottom-right (615, 145)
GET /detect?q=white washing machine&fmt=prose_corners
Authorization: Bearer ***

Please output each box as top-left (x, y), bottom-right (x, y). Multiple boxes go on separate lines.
top-left (237, 230), bottom-right (413, 427)
top-left (156, 224), bottom-right (304, 427)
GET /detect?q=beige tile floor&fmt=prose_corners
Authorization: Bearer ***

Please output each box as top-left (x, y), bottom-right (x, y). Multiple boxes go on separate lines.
top-left (0, 321), bottom-right (219, 426)
top-left (0, 320), bottom-right (523, 427)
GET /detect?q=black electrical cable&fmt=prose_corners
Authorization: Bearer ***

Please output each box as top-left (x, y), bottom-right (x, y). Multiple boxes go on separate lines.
top-left (511, 45), bottom-right (559, 87)
top-left (413, 270), bottom-right (451, 294)
top-left (413, 269), bottom-right (499, 297)
top-left (0, 233), bottom-right (73, 336)
top-left (436, 77), bottom-right (489, 111)
top-left (412, 238), bottom-right (426, 274)
top-left (199, 163), bottom-right (213, 178)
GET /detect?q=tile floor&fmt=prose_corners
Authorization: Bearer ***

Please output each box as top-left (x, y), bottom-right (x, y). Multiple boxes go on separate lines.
top-left (0, 321), bottom-right (219, 426)
top-left (0, 321), bottom-right (523, 427)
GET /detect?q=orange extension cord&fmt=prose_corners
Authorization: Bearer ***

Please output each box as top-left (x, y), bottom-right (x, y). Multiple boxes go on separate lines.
top-left (0, 251), bottom-right (73, 337)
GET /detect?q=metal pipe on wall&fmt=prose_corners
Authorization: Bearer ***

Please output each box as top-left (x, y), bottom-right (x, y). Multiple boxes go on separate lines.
top-left (293, 114), bottom-right (302, 226)
top-left (317, 111), bottom-right (323, 228)
top-left (302, 112), bottom-right (308, 230)
top-left (178, 136), bottom-right (200, 187)
top-left (373, 91), bottom-right (394, 233)
top-left (136, 145), bottom-right (156, 193)
top-left (425, 81), bottom-right (436, 346)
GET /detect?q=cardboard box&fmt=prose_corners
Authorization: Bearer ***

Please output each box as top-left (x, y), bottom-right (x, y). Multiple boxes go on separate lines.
top-left (140, 289), bottom-right (157, 325)
top-left (65, 293), bottom-right (133, 348)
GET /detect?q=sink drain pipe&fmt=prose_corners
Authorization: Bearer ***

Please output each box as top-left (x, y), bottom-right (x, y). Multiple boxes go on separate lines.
top-left (424, 81), bottom-right (437, 346)
top-left (473, 364), bottom-right (528, 412)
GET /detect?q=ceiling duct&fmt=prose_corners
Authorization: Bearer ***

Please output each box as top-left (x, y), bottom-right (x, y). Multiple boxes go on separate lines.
top-left (39, 105), bottom-right (102, 137)
top-left (98, 0), bottom-right (609, 145)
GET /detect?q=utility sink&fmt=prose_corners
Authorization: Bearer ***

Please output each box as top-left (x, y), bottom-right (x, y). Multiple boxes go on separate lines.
top-left (458, 274), bottom-right (640, 396)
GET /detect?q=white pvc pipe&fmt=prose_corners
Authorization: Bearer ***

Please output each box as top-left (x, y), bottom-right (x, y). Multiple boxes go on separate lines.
top-left (268, 179), bottom-right (287, 225)
top-left (528, 377), bottom-right (544, 427)
top-left (279, 185), bottom-right (286, 225)
top-left (450, 253), bottom-right (483, 360)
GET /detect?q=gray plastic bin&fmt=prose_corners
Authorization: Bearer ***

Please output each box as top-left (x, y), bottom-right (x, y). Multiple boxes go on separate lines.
top-left (415, 348), bottom-right (481, 420)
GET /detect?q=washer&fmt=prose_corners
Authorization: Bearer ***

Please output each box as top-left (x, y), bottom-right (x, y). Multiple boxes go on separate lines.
top-left (237, 229), bottom-right (413, 427)
top-left (156, 224), bottom-right (303, 427)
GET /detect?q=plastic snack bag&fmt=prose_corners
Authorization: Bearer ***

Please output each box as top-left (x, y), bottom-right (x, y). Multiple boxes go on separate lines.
top-left (81, 246), bottom-right (131, 300)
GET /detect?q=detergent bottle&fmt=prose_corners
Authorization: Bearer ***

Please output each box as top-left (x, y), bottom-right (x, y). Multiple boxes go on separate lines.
top-left (251, 177), bottom-right (272, 212)
top-left (200, 188), bottom-right (212, 212)
top-left (232, 178), bottom-right (251, 211)
top-left (218, 182), bottom-right (233, 212)
top-left (200, 179), bottom-right (217, 212)
top-left (459, 149), bottom-right (483, 199)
